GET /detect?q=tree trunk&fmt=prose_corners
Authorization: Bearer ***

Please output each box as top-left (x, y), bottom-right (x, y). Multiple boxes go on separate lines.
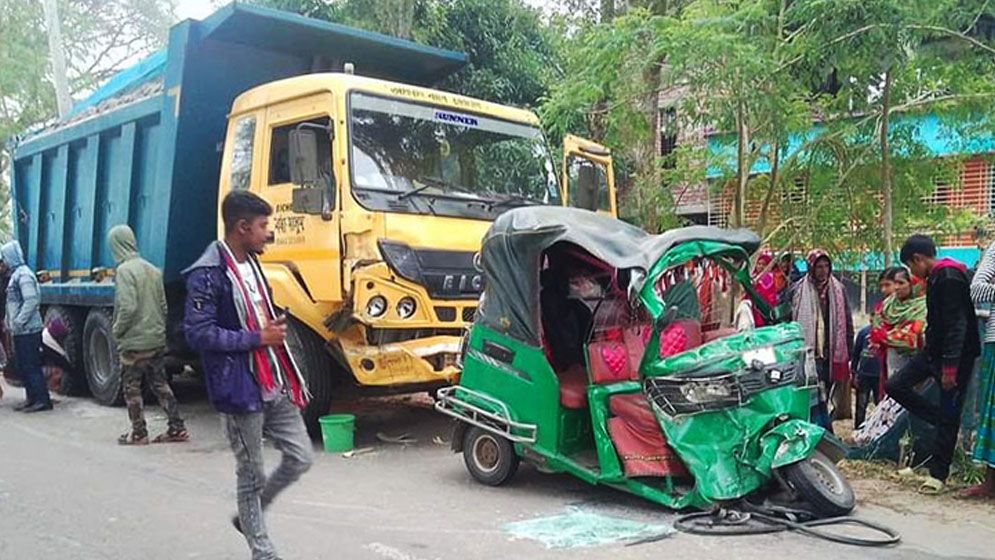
top-left (644, 56), bottom-right (665, 232)
top-left (41, 0), bottom-right (72, 117)
top-left (734, 103), bottom-right (749, 228)
top-left (880, 69), bottom-right (894, 266)
top-left (758, 140), bottom-right (780, 238)
top-left (601, 0), bottom-right (615, 22)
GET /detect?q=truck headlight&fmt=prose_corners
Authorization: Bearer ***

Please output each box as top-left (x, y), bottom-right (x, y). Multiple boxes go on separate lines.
top-left (396, 297), bottom-right (417, 319)
top-left (366, 296), bottom-right (387, 318)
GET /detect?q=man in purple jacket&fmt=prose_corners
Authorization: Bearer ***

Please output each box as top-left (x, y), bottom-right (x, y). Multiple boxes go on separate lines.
top-left (184, 191), bottom-right (313, 560)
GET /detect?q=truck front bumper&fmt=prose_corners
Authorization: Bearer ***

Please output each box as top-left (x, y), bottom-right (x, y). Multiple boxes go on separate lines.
top-left (339, 334), bottom-right (461, 386)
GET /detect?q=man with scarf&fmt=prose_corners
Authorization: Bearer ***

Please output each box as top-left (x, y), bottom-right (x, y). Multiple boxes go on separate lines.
top-left (888, 235), bottom-right (979, 494)
top-left (792, 250), bottom-right (854, 433)
top-left (184, 191), bottom-right (313, 560)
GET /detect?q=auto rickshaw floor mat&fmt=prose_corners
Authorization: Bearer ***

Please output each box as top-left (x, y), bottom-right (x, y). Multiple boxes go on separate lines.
top-left (504, 506), bottom-right (675, 549)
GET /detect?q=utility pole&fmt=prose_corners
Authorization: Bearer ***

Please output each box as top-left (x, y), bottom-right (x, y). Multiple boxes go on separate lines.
top-left (41, 0), bottom-right (72, 118)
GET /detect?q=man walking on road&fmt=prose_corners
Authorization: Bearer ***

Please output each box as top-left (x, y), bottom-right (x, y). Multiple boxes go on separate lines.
top-left (184, 191), bottom-right (312, 560)
top-left (109, 225), bottom-right (189, 445)
top-left (888, 235), bottom-right (980, 494)
top-left (2, 240), bottom-right (51, 413)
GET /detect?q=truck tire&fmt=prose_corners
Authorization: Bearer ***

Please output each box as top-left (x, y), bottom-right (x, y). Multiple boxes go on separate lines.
top-left (83, 309), bottom-right (123, 406)
top-left (780, 450), bottom-right (855, 517)
top-left (44, 306), bottom-right (88, 396)
top-left (462, 427), bottom-right (519, 486)
top-left (285, 318), bottom-right (336, 439)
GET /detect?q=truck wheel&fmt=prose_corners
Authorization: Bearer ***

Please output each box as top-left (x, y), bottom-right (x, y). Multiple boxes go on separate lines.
top-left (285, 318), bottom-right (336, 439)
top-left (781, 450), bottom-right (855, 517)
top-left (45, 306), bottom-right (88, 396)
top-left (83, 309), bottom-right (123, 406)
top-left (462, 427), bottom-right (519, 486)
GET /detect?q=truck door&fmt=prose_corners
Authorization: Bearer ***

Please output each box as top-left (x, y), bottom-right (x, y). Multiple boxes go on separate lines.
top-left (257, 94), bottom-right (342, 302)
top-left (562, 134), bottom-right (617, 217)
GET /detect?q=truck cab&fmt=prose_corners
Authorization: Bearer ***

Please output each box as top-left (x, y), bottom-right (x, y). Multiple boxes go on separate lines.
top-left (221, 73), bottom-right (617, 430)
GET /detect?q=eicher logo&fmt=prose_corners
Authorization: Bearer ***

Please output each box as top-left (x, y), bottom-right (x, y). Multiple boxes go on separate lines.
top-left (434, 110), bottom-right (479, 127)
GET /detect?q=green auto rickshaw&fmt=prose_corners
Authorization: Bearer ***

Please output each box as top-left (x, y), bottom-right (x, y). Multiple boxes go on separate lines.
top-left (436, 207), bottom-right (854, 516)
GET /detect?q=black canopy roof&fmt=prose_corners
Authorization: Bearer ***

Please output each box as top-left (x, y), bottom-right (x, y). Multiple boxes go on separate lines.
top-left (476, 207), bottom-right (760, 345)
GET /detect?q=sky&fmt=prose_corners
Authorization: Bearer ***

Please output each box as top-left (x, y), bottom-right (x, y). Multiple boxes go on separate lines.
top-left (174, 0), bottom-right (220, 21)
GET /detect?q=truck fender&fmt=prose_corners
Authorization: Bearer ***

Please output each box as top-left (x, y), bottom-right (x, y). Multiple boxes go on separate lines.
top-left (259, 262), bottom-right (332, 341)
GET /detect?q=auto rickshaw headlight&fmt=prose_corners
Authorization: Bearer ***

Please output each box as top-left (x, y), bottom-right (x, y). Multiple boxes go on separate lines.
top-left (680, 381), bottom-right (734, 403)
top-left (397, 297), bottom-right (417, 319)
top-left (367, 296), bottom-right (388, 318)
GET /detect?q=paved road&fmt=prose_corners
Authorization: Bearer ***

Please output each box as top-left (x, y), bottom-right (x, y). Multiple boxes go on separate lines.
top-left (1, 383), bottom-right (993, 560)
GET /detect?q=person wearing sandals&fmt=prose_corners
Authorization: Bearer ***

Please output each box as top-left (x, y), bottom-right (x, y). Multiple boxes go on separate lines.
top-left (966, 240), bottom-right (995, 499)
top-left (888, 235), bottom-right (980, 494)
top-left (184, 191), bottom-right (312, 560)
top-left (109, 225), bottom-right (189, 445)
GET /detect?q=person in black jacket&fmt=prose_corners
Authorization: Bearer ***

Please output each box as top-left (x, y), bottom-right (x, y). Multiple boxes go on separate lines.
top-left (887, 235), bottom-right (981, 492)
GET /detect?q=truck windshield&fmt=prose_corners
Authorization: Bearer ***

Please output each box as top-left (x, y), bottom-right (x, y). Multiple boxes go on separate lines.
top-left (349, 92), bottom-right (561, 219)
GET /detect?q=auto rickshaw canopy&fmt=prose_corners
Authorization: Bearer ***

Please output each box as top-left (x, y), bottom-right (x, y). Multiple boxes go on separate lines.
top-left (476, 207), bottom-right (761, 346)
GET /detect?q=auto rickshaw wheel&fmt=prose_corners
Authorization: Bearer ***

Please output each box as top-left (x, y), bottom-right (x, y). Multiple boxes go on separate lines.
top-left (463, 427), bottom-right (519, 486)
top-left (781, 450), bottom-right (855, 518)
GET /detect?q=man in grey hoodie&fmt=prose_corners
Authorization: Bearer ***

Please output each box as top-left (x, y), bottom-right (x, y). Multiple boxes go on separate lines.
top-left (109, 225), bottom-right (188, 445)
top-left (1, 240), bottom-right (50, 412)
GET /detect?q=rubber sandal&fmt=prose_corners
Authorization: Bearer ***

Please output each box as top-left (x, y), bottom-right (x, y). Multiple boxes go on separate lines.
top-left (956, 484), bottom-right (995, 500)
top-left (152, 429), bottom-right (190, 443)
top-left (897, 467), bottom-right (918, 478)
top-left (918, 477), bottom-right (945, 495)
top-left (118, 432), bottom-right (149, 446)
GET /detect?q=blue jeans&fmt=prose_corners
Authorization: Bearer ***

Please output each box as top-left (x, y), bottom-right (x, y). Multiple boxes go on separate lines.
top-left (223, 395), bottom-right (313, 560)
top-left (15, 332), bottom-right (49, 406)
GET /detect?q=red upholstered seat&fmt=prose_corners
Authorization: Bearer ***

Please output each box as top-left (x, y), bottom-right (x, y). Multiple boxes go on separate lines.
top-left (558, 365), bottom-right (589, 409)
top-left (607, 392), bottom-right (688, 478)
top-left (607, 416), bottom-right (689, 478)
top-left (608, 393), bottom-right (658, 431)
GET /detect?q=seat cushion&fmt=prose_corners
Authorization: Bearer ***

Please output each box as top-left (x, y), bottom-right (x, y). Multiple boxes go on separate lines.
top-left (608, 393), bottom-right (659, 432)
top-left (607, 416), bottom-right (689, 478)
top-left (588, 339), bottom-right (634, 384)
top-left (558, 365), bottom-right (589, 409)
top-left (659, 319), bottom-right (702, 357)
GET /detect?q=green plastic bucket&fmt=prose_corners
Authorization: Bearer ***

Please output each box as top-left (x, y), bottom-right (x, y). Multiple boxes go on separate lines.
top-left (319, 414), bottom-right (355, 453)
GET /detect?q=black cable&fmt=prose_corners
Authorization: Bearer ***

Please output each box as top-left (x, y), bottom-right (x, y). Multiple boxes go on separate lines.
top-left (673, 505), bottom-right (901, 547)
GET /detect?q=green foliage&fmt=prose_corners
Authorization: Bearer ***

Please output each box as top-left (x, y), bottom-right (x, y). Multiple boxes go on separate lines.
top-left (252, 0), bottom-right (561, 108)
top-left (543, 0), bottom-right (995, 258)
top-left (0, 0), bottom-right (173, 242)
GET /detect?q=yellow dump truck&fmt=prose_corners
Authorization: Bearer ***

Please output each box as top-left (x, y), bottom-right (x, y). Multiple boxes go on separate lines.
top-left (11, 3), bottom-right (616, 434)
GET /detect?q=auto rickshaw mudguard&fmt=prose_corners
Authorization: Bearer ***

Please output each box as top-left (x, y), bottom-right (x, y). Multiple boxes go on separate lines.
top-left (756, 419), bottom-right (827, 472)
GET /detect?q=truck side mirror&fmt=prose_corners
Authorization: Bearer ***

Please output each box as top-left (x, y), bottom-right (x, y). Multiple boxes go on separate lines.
top-left (289, 129), bottom-right (319, 187)
top-left (576, 163), bottom-right (599, 211)
top-left (289, 128), bottom-right (335, 219)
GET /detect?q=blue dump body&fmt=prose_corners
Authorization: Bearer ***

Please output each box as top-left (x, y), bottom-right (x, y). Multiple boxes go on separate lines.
top-left (10, 3), bottom-right (465, 306)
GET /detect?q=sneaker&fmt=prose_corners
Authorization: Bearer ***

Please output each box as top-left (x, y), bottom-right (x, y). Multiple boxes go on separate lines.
top-left (22, 402), bottom-right (53, 413)
top-left (14, 400), bottom-right (35, 411)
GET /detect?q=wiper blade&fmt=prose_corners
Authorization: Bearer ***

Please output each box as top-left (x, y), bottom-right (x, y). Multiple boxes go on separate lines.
top-left (487, 194), bottom-right (541, 211)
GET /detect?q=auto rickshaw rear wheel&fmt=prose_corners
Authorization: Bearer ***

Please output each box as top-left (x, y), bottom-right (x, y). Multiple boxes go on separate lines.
top-left (781, 450), bottom-right (855, 517)
top-left (463, 427), bottom-right (519, 486)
